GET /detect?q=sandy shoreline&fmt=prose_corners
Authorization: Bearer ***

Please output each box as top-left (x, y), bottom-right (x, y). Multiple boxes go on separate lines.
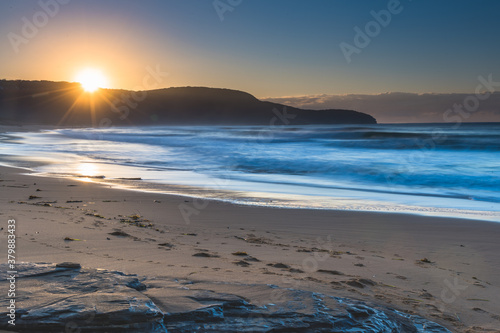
top-left (1, 164), bottom-right (499, 331)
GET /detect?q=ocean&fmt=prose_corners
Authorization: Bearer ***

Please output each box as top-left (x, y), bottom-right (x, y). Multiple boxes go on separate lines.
top-left (1, 123), bottom-right (499, 222)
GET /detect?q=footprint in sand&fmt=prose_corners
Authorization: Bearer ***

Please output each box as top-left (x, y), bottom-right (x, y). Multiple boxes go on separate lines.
top-left (316, 269), bottom-right (344, 276)
top-left (472, 307), bottom-right (487, 313)
top-left (342, 278), bottom-right (377, 289)
top-left (267, 263), bottom-right (290, 269)
top-left (192, 252), bottom-right (220, 258)
top-left (233, 260), bottom-right (251, 267)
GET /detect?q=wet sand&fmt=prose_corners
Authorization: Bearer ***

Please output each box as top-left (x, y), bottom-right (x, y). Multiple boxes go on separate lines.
top-left (1, 164), bottom-right (499, 332)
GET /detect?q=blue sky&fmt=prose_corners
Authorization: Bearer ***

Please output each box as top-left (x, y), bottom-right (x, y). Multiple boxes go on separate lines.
top-left (1, 0), bottom-right (500, 99)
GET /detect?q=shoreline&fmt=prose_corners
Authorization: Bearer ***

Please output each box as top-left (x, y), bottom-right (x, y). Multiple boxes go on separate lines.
top-left (7, 161), bottom-right (500, 225)
top-left (2, 124), bottom-right (499, 224)
top-left (1, 164), bottom-right (500, 331)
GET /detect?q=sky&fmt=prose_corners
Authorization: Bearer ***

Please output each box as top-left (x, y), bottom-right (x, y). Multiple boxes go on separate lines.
top-left (265, 92), bottom-right (500, 123)
top-left (1, 0), bottom-right (500, 122)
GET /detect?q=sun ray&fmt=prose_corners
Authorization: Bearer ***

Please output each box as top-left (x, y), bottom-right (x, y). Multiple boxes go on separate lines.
top-left (97, 90), bottom-right (136, 126)
top-left (57, 93), bottom-right (86, 126)
top-left (75, 68), bottom-right (108, 92)
top-left (90, 93), bottom-right (97, 126)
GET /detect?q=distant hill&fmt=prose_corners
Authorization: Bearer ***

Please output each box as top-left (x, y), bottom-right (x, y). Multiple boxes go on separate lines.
top-left (0, 80), bottom-right (376, 126)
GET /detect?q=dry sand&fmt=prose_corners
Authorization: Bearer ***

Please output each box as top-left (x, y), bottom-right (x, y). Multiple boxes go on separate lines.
top-left (1, 165), bottom-right (499, 332)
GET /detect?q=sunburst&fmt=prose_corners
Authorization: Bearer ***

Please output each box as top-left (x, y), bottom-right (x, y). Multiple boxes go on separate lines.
top-left (75, 68), bottom-right (108, 92)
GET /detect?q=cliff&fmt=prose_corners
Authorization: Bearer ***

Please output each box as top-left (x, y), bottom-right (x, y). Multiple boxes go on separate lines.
top-left (0, 80), bottom-right (377, 126)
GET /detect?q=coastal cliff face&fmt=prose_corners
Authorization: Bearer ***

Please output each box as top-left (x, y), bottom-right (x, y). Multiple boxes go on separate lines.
top-left (0, 80), bottom-right (377, 126)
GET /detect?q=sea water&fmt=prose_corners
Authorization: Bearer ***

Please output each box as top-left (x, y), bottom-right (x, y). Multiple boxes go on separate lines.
top-left (1, 123), bottom-right (499, 222)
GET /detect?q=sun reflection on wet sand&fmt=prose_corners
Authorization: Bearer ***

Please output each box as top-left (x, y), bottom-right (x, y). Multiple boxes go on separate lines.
top-left (76, 162), bottom-right (102, 181)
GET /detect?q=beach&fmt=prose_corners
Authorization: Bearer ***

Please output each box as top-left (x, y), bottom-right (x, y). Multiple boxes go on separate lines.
top-left (2, 0), bottom-right (500, 331)
top-left (1, 163), bottom-right (499, 332)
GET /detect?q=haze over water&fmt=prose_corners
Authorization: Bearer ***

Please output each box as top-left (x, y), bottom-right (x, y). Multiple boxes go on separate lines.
top-left (2, 123), bottom-right (499, 222)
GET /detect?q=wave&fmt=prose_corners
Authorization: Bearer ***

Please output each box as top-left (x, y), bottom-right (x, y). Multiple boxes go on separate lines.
top-left (53, 124), bottom-right (500, 152)
top-left (43, 125), bottom-right (500, 194)
top-left (2, 123), bottom-right (499, 221)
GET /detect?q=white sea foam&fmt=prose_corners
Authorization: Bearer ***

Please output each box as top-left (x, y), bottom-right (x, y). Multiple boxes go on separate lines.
top-left (1, 123), bottom-right (499, 222)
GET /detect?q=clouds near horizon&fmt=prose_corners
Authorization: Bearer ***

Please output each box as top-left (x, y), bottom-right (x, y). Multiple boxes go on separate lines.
top-left (264, 92), bottom-right (500, 123)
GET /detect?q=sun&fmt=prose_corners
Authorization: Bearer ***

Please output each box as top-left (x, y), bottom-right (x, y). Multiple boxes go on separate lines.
top-left (75, 68), bottom-right (108, 92)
